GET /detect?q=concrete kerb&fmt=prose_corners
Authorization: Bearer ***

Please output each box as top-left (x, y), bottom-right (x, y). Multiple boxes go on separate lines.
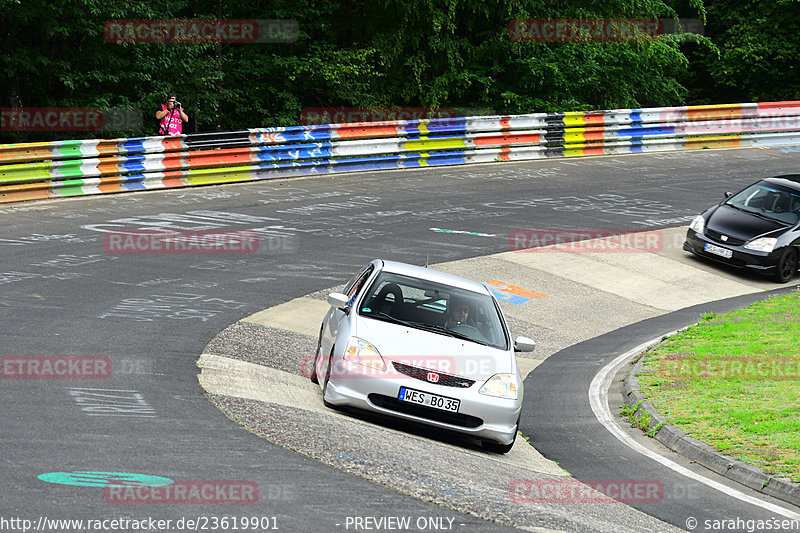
top-left (622, 340), bottom-right (800, 507)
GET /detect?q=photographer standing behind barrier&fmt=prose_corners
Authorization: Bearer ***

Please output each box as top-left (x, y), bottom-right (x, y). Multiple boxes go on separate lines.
top-left (155, 94), bottom-right (189, 135)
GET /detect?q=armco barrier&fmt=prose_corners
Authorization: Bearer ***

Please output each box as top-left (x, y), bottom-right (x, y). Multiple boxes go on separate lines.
top-left (2, 101), bottom-right (800, 204)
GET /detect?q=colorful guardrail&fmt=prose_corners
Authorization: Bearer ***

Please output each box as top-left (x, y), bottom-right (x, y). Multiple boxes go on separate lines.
top-left (1, 101), bottom-right (799, 204)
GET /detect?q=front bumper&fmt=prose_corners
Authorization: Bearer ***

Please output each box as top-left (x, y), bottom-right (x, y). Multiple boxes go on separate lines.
top-left (683, 230), bottom-right (780, 274)
top-left (324, 362), bottom-right (522, 445)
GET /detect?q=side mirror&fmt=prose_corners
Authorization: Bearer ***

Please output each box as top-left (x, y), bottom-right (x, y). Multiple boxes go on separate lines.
top-left (327, 292), bottom-right (350, 311)
top-left (724, 191), bottom-right (733, 199)
top-left (514, 336), bottom-right (536, 353)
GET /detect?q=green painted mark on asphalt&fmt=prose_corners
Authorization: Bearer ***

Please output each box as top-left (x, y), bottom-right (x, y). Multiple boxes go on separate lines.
top-left (38, 471), bottom-right (174, 487)
top-left (430, 227), bottom-right (496, 237)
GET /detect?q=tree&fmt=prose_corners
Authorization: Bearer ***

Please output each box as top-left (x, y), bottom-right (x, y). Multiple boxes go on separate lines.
top-left (14, 0), bottom-right (796, 143)
top-left (685, 0), bottom-right (800, 103)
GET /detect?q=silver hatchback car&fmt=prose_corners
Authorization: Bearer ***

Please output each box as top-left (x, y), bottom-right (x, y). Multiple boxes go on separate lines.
top-left (310, 259), bottom-right (535, 453)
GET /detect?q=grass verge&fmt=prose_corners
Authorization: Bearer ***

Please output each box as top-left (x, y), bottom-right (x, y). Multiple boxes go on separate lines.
top-left (636, 290), bottom-right (800, 482)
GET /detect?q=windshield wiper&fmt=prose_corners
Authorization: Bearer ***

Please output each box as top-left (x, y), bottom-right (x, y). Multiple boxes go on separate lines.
top-left (724, 202), bottom-right (745, 211)
top-left (727, 203), bottom-right (782, 223)
top-left (363, 311), bottom-right (414, 327)
top-left (409, 322), bottom-right (490, 346)
top-left (747, 210), bottom-right (782, 223)
top-left (363, 312), bottom-right (491, 346)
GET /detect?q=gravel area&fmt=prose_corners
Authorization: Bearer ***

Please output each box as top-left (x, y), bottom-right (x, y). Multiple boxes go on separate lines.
top-left (204, 321), bottom-right (316, 375)
top-left (206, 393), bottom-right (681, 533)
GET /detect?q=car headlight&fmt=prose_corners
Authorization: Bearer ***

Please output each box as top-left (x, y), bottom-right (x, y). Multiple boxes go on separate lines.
top-left (343, 337), bottom-right (385, 370)
top-left (479, 373), bottom-right (518, 400)
top-left (744, 237), bottom-right (777, 253)
top-left (689, 215), bottom-right (705, 234)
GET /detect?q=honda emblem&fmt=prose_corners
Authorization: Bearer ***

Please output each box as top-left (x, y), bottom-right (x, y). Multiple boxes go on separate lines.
top-left (427, 372), bottom-right (439, 383)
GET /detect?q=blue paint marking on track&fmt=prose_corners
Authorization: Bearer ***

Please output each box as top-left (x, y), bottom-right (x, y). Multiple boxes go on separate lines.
top-left (488, 287), bottom-right (530, 306)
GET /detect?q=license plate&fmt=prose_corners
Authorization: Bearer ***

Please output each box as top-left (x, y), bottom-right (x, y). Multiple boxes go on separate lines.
top-left (398, 387), bottom-right (460, 413)
top-left (704, 242), bottom-right (733, 259)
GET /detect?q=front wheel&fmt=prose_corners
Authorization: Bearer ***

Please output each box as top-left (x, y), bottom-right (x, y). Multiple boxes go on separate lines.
top-left (482, 438), bottom-right (515, 454)
top-left (310, 328), bottom-right (324, 384)
top-left (482, 417), bottom-right (519, 454)
top-left (773, 248), bottom-right (798, 283)
top-left (321, 346), bottom-right (336, 408)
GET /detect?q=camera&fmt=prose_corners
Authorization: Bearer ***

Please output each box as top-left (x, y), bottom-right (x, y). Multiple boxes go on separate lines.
top-left (175, 101), bottom-right (182, 109)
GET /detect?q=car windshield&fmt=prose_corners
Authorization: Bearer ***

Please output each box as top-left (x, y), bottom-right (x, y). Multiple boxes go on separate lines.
top-left (358, 271), bottom-right (509, 350)
top-left (726, 182), bottom-right (800, 226)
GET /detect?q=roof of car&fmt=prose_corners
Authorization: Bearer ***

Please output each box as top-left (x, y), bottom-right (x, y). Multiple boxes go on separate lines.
top-left (764, 175), bottom-right (800, 190)
top-left (378, 259), bottom-right (491, 295)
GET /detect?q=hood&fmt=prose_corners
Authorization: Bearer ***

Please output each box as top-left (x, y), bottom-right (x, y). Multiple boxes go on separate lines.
top-left (707, 204), bottom-right (786, 241)
top-left (353, 314), bottom-right (513, 379)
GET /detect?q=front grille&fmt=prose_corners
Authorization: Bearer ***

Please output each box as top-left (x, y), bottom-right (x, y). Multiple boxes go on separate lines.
top-left (706, 228), bottom-right (745, 246)
top-left (392, 361), bottom-right (475, 389)
top-left (368, 394), bottom-right (483, 428)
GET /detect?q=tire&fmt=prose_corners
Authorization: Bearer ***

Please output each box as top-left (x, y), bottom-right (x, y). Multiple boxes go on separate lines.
top-left (482, 417), bottom-right (519, 454)
top-left (773, 248), bottom-right (798, 283)
top-left (482, 438), bottom-right (515, 454)
top-left (310, 323), bottom-right (326, 384)
top-left (309, 334), bottom-right (323, 384)
top-left (321, 346), bottom-right (336, 408)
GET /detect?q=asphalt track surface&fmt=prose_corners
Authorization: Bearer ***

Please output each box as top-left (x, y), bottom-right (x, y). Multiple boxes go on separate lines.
top-left (1, 146), bottom-right (799, 533)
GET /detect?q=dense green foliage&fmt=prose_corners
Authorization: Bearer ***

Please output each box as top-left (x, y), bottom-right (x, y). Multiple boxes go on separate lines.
top-left (1, 0), bottom-right (797, 141)
top-left (684, 0), bottom-right (800, 104)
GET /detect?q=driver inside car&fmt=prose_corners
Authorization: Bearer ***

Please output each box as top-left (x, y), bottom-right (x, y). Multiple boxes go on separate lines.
top-left (444, 299), bottom-right (471, 329)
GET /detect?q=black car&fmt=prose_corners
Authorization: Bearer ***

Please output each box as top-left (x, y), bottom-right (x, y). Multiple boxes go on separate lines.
top-left (684, 175), bottom-right (800, 283)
